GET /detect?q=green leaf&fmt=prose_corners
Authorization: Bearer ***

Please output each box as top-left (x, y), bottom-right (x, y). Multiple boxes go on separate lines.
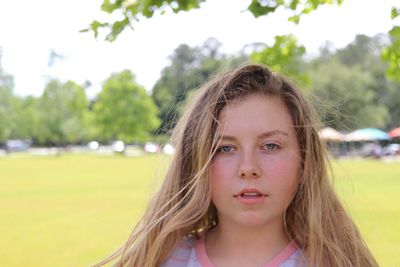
top-left (310, 0), bottom-right (319, 9)
top-left (125, 3), bottom-right (140, 17)
top-left (389, 25), bottom-right (400, 37)
top-left (288, 15), bottom-right (300, 24)
top-left (248, 0), bottom-right (277, 18)
top-left (106, 18), bottom-right (129, 41)
top-left (289, 0), bottom-right (300, 10)
top-left (85, 20), bottom-right (109, 38)
top-left (391, 7), bottom-right (399, 19)
top-left (101, 0), bottom-right (123, 13)
top-left (176, 0), bottom-right (203, 11)
top-left (301, 6), bottom-right (314, 15)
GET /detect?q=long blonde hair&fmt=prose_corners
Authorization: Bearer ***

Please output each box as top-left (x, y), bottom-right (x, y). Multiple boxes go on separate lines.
top-left (95, 64), bottom-right (378, 267)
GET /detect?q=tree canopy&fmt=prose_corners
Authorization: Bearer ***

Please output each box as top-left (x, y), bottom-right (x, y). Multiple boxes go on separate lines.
top-left (251, 34), bottom-right (308, 85)
top-left (152, 38), bottom-right (248, 133)
top-left (37, 80), bottom-right (89, 146)
top-left (309, 34), bottom-right (397, 130)
top-left (309, 59), bottom-right (389, 130)
top-left (93, 70), bottom-right (160, 142)
top-left (84, 0), bottom-right (343, 41)
top-left (0, 85), bottom-right (14, 143)
top-left (0, 51), bottom-right (15, 144)
top-left (84, 0), bottom-right (399, 82)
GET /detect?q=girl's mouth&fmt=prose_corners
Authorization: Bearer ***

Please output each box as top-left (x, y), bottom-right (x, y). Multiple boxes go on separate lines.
top-left (240, 192), bottom-right (263, 198)
top-left (234, 190), bottom-right (268, 205)
top-left (234, 188), bottom-right (268, 198)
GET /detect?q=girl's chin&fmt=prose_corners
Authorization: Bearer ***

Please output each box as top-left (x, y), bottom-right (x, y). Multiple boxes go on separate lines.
top-left (233, 213), bottom-right (274, 228)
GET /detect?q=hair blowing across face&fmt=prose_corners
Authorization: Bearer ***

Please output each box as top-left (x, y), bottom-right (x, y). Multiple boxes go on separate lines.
top-left (94, 64), bottom-right (378, 267)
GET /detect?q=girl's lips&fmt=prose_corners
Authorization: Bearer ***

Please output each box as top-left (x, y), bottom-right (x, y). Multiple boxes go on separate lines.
top-left (233, 188), bottom-right (268, 204)
top-left (233, 188), bottom-right (268, 198)
top-left (235, 194), bottom-right (268, 205)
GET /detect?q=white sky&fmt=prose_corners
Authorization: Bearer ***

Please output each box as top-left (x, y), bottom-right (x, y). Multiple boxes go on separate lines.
top-left (0, 0), bottom-right (398, 99)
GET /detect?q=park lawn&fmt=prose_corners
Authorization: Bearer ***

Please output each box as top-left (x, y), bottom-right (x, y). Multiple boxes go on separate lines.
top-left (0, 155), bottom-right (399, 266)
top-left (0, 154), bottom-right (168, 267)
top-left (332, 159), bottom-right (400, 266)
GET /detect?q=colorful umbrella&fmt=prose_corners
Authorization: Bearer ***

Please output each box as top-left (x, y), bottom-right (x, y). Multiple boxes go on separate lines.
top-left (389, 127), bottom-right (400, 138)
top-left (344, 128), bottom-right (390, 141)
top-left (318, 127), bottom-right (344, 141)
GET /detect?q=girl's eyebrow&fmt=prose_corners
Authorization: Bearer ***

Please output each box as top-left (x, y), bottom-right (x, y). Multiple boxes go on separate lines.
top-left (258, 130), bottom-right (289, 139)
top-left (217, 130), bottom-right (289, 141)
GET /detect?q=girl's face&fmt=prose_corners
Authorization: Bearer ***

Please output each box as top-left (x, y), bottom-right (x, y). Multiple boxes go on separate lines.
top-left (211, 94), bottom-right (301, 229)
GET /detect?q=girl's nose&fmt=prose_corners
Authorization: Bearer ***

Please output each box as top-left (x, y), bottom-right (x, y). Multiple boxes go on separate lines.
top-left (238, 152), bottom-right (261, 178)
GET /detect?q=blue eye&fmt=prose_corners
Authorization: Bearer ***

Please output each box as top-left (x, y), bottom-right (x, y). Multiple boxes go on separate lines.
top-left (217, 145), bottom-right (234, 153)
top-left (264, 143), bottom-right (279, 151)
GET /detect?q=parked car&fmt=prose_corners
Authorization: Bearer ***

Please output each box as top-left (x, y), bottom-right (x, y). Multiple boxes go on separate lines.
top-left (87, 141), bottom-right (100, 150)
top-left (382, 144), bottom-right (400, 156)
top-left (144, 142), bottom-right (159, 153)
top-left (162, 143), bottom-right (175, 155)
top-left (5, 139), bottom-right (31, 152)
top-left (111, 140), bottom-right (125, 153)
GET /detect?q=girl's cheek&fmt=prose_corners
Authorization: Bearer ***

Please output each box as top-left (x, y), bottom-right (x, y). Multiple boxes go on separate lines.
top-left (212, 157), bottom-right (236, 180)
top-left (260, 154), bottom-right (300, 180)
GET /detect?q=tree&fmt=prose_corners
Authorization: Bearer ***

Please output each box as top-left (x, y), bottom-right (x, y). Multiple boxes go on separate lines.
top-left (85, 0), bottom-right (400, 83)
top-left (381, 7), bottom-right (400, 82)
top-left (0, 86), bottom-right (14, 144)
top-left (335, 34), bottom-right (383, 69)
top-left (314, 34), bottom-right (400, 130)
top-left (9, 96), bottom-right (41, 141)
top-left (335, 34), bottom-right (389, 103)
top-left (84, 0), bottom-right (343, 42)
top-left (152, 43), bottom-right (200, 133)
top-left (93, 70), bottom-right (160, 142)
top-left (0, 49), bottom-right (15, 144)
top-left (37, 80), bottom-right (89, 146)
top-left (309, 59), bottom-right (389, 131)
top-left (152, 38), bottom-right (247, 133)
top-left (385, 81), bottom-right (400, 129)
top-left (250, 34), bottom-right (308, 85)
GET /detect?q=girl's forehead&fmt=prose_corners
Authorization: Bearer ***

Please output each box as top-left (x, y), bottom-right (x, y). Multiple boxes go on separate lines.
top-left (219, 94), bottom-right (287, 118)
top-left (216, 94), bottom-right (296, 136)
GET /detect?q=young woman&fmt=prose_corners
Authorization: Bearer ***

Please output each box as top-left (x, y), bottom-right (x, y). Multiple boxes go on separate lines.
top-left (95, 64), bottom-right (378, 267)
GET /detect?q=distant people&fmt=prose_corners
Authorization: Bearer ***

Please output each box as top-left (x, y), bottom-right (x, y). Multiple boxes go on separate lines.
top-left (94, 65), bottom-right (378, 267)
top-left (372, 143), bottom-right (382, 159)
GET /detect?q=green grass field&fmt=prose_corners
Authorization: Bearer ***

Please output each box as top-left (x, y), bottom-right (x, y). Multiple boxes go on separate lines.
top-left (0, 154), bottom-right (399, 266)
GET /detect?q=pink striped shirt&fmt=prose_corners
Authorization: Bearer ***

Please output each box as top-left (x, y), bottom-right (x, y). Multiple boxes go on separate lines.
top-left (160, 234), bottom-right (305, 267)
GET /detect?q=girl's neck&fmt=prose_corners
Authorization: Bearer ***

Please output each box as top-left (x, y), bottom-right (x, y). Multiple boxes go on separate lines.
top-left (205, 218), bottom-right (290, 266)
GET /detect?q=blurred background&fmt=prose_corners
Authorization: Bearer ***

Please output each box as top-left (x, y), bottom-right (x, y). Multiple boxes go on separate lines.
top-left (0, 0), bottom-right (399, 266)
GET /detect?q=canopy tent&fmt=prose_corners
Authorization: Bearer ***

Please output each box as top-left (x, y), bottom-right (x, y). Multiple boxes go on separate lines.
top-left (344, 128), bottom-right (390, 142)
top-left (318, 127), bottom-right (344, 141)
top-left (389, 127), bottom-right (400, 138)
